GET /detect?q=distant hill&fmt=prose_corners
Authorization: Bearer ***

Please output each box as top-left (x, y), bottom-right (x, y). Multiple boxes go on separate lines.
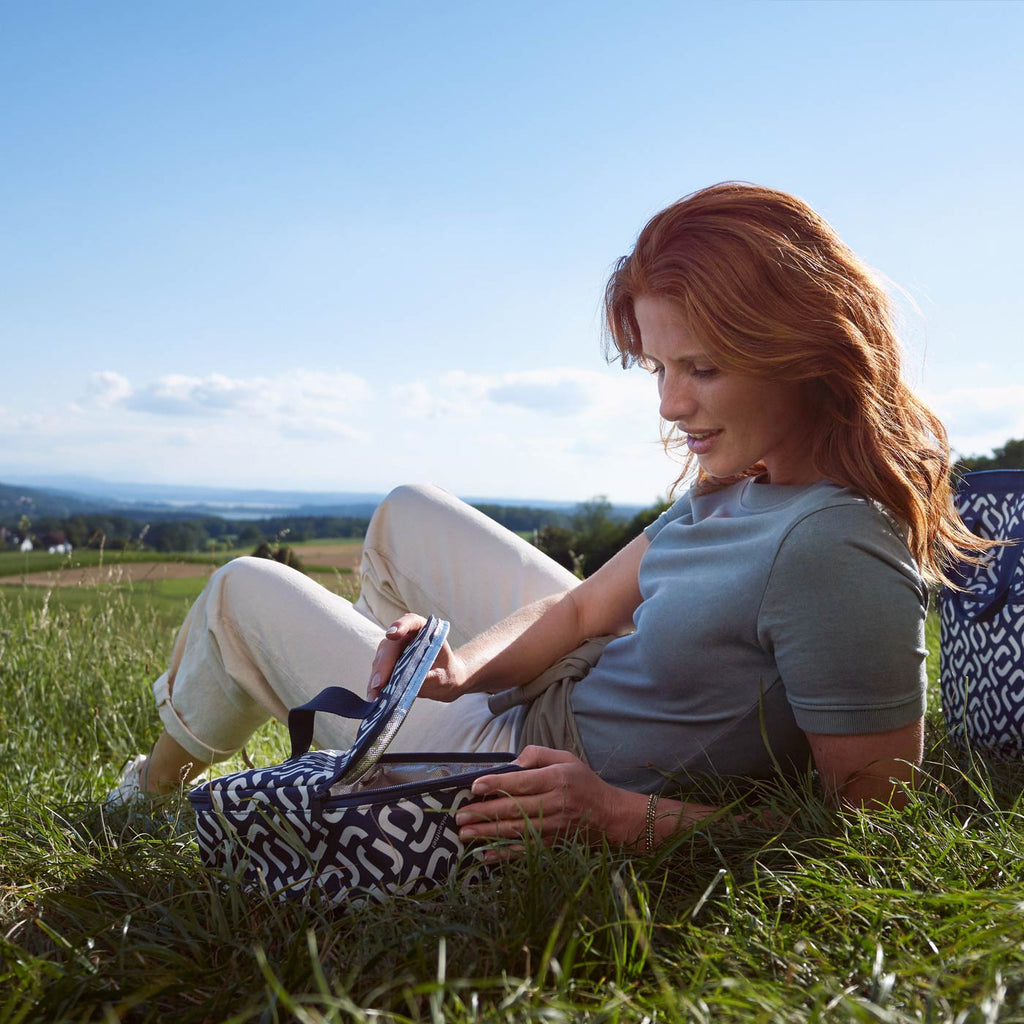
top-left (0, 473), bottom-right (643, 527)
top-left (0, 481), bottom-right (108, 520)
top-left (0, 474), bottom-right (388, 521)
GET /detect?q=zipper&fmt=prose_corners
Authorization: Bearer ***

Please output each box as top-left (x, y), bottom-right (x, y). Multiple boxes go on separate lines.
top-left (189, 763), bottom-right (522, 810)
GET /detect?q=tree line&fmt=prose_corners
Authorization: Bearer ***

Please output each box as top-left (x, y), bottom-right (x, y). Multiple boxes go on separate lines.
top-left (3, 494), bottom-right (674, 581)
top-left (955, 438), bottom-right (1024, 475)
top-left (531, 496), bottom-right (670, 578)
top-left (7, 434), bottom-right (1020, 568)
top-left (1, 502), bottom-right (597, 556)
top-left (2, 512), bottom-right (371, 554)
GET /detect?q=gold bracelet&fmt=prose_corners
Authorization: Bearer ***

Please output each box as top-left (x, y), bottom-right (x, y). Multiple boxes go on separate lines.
top-left (644, 792), bottom-right (660, 853)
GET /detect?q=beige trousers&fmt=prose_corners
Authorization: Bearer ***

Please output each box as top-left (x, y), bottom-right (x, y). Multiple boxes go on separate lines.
top-left (153, 483), bottom-right (579, 764)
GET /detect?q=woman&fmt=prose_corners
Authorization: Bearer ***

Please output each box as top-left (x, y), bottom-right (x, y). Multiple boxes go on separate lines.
top-left (109, 183), bottom-right (982, 851)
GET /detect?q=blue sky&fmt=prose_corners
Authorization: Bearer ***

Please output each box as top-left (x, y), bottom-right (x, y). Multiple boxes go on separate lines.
top-left (2, 1), bottom-right (1021, 503)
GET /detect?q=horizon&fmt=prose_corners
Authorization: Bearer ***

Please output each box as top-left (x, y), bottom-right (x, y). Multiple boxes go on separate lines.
top-left (3, 2), bottom-right (1022, 504)
top-left (0, 468), bottom-right (646, 513)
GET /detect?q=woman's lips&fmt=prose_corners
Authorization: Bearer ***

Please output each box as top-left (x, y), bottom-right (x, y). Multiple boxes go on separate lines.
top-left (685, 429), bottom-right (722, 455)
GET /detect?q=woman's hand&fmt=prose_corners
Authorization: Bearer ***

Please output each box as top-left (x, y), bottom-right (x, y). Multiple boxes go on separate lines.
top-left (367, 613), bottom-right (468, 702)
top-left (454, 745), bottom-right (643, 852)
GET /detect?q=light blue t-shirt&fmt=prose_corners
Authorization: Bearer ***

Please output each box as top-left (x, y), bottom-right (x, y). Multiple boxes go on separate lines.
top-left (571, 477), bottom-right (928, 794)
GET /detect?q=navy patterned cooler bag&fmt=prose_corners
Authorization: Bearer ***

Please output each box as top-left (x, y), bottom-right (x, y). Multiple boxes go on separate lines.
top-left (189, 616), bottom-right (521, 906)
top-left (940, 471), bottom-right (1024, 755)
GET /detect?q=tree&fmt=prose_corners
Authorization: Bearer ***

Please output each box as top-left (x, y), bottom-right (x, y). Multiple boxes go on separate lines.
top-left (568, 497), bottom-right (629, 576)
top-left (149, 521), bottom-right (210, 553)
top-left (956, 437), bottom-right (1024, 475)
top-left (532, 495), bottom-right (672, 578)
top-left (237, 523), bottom-right (265, 546)
top-left (252, 542), bottom-right (306, 574)
top-left (532, 525), bottom-right (583, 576)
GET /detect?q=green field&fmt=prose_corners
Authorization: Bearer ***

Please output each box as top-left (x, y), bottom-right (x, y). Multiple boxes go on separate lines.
top-left (2, 574), bottom-right (210, 629)
top-left (1, 584), bottom-right (1023, 1022)
top-left (0, 546), bottom-right (233, 578)
top-left (0, 541), bottom-right (361, 629)
top-left (0, 540), bottom-right (362, 578)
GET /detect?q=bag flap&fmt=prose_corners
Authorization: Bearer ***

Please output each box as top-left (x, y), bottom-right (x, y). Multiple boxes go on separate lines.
top-left (947, 470), bottom-right (1024, 619)
top-left (324, 752), bottom-right (521, 803)
top-left (191, 616), bottom-right (451, 804)
top-left (337, 615), bottom-right (450, 785)
top-left (189, 749), bottom-right (517, 813)
top-left (188, 748), bottom-right (350, 808)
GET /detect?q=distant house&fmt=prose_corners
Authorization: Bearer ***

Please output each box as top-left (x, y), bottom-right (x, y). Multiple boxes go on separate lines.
top-left (47, 542), bottom-right (73, 555)
top-left (19, 538), bottom-right (33, 553)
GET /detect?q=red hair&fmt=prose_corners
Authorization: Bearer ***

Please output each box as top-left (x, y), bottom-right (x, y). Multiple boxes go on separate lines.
top-left (605, 182), bottom-right (985, 586)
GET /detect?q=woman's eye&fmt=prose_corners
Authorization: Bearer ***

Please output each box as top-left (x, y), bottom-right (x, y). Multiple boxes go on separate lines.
top-left (691, 367), bottom-right (719, 379)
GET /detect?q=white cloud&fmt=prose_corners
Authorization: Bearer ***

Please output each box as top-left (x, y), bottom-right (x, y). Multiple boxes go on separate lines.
top-left (390, 377), bottom-right (481, 420)
top-left (164, 427), bottom-right (202, 447)
top-left (0, 405), bottom-right (47, 433)
top-left (81, 369), bottom-right (372, 423)
top-left (389, 367), bottom-right (657, 424)
top-left (285, 370), bottom-right (373, 406)
top-left (930, 384), bottom-right (1024, 458)
top-left (487, 377), bottom-right (590, 415)
top-left (124, 373), bottom-right (260, 415)
top-left (86, 371), bottom-right (133, 408)
top-left (2, 364), bottom-right (674, 502)
top-left (278, 416), bottom-right (368, 442)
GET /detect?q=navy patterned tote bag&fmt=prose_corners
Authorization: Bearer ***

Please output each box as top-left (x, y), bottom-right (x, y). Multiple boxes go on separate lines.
top-left (940, 470), bottom-right (1024, 755)
top-left (189, 616), bottom-right (521, 906)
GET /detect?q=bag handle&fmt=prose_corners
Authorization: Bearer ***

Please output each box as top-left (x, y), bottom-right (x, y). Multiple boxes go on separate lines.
top-left (287, 686), bottom-right (375, 760)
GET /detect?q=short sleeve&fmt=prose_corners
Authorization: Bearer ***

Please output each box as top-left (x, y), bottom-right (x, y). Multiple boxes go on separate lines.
top-left (757, 501), bottom-right (928, 735)
top-left (644, 491), bottom-right (694, 544)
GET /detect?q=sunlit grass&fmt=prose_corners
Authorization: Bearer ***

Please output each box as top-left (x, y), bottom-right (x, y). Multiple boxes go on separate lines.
top-left (1, 588), bottom-right (1022, 1022)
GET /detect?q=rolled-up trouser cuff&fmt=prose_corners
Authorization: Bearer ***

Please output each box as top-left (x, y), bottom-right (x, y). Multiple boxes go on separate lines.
top-left (153, 671), bottom-right (243, 765)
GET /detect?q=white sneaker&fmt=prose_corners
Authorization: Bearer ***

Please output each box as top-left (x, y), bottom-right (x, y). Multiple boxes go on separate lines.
top-left (104, 755), bottom-right (174, 809)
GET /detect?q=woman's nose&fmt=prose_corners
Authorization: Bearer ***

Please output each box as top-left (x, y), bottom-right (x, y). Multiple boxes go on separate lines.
top-left (659, 372), bottom-right (697, 422)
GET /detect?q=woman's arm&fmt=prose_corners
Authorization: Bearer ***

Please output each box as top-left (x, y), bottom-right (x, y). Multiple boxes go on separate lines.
top-left (455, 746), bottom-right (720, 854)
top-left (368, 532), bottom-right (649, 701)
top-left (457, 723), bottom-right (923, 857)
top-left (805, 719), bottom-right (923, 809)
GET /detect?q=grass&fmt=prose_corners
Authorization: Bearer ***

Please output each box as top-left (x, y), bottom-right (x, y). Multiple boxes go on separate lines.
top-left (2, 584), bottom-right (1024, 1022)
top-left (0, 541), bottom-right (360, 631)
top-left (2, 575), bottom-right (210, 631)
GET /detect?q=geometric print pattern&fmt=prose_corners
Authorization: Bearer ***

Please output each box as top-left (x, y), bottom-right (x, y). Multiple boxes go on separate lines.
top-left (343, 615), bottom-right (450, 782)
top-left (940, 471), bottom-right (1024, 756)
top-left (191, 752), bottom-right (519, 907)
top-left (190, 615), bottom-right (522, 906)
top-left (285, 614), bottom-right (451, 779)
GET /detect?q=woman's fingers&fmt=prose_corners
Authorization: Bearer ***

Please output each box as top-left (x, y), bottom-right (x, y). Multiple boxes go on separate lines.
top-left (415, 646), bottom-right (463, 702)
top-left (366, 613), bottom-right (426, 698)
top-left (456, 751), bottom-right (601, 843)
top-left (457, 794), bottom-right (565, 839)
top-left (365, 613), bottom-right (464, 702)
top-left (514, 745), bottom-right (579, 770)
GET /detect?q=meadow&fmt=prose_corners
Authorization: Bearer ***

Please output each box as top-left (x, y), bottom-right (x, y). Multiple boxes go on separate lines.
top-left (1, 551), bottom-right (1023, 1022)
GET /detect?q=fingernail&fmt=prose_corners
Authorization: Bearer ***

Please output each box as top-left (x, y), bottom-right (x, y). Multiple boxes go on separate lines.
top-left (369, 673), bottom-right (380, 692)
top-left (459, 827), bottom-right (475, 841)
top-left (471, 782), bottom-right (489, 796)
top-left (385, 625), bottom-right (399, 636)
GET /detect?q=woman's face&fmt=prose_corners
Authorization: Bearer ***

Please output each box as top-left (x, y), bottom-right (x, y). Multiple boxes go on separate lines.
top-left (634, 295), bottom-right (819, 485)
